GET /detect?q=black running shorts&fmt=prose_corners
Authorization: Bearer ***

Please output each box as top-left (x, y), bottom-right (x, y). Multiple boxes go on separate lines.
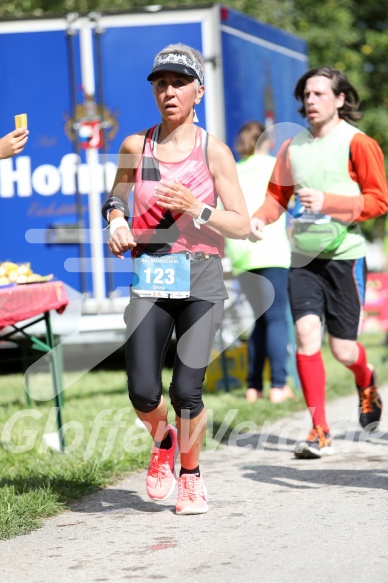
top-left (288, 255), bottom-right (367, 340)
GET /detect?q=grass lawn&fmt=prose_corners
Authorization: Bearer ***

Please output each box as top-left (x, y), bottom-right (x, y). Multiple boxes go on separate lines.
top-left (0, 332), bottom-right (387, 540)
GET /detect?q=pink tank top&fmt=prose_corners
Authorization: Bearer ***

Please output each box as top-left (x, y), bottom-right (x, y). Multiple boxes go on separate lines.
top-left (132, 125), bottom-right (224, 257)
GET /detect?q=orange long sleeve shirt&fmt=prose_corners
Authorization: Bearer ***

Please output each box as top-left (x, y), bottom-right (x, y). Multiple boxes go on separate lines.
top-left (253, 132), bottom-right (388, 225)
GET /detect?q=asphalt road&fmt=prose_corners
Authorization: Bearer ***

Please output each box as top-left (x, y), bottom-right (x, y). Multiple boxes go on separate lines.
top-left (1, 386), bottom-right (387, 583)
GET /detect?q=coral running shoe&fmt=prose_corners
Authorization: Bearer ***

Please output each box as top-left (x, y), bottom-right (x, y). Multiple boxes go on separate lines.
top-left (176, 474), bottom-right (208, 515)
top-left (294, 425), bottom-right (334, 459)
top-left (146, 425), bottom-right (178, 501)
top-left (358, 367), bottom-right (382, 431)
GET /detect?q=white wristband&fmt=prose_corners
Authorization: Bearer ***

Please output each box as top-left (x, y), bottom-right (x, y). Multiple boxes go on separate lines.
top-left (109, 217), bottom-right (129, 236)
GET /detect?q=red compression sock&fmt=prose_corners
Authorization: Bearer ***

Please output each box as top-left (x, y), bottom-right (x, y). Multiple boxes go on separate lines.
top-left (296, 351), bottom-right (329, 433)
top-left (346, 343), bottom-right (372, 389)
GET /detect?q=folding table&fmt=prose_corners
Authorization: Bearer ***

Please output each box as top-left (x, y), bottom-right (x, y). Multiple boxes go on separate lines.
top-left (0, 281), bottom-right (69, 452)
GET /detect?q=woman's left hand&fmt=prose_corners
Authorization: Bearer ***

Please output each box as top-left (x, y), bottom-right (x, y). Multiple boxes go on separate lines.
top-left (154, 179), bottom-right (201, 217)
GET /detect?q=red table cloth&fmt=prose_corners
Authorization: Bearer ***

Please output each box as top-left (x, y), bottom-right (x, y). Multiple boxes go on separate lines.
top-left (0, 281), bottom-right (69, 330)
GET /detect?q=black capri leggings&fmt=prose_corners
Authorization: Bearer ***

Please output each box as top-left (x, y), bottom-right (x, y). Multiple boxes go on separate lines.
top-left (124, 297), bottom-right (224, 419)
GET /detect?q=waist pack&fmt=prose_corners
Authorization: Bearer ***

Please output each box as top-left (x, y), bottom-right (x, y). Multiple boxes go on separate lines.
top-left (292, 220), bottom-right (349, 254)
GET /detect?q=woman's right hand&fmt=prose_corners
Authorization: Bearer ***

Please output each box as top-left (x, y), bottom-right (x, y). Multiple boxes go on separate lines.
top-left (108, 227), bottom-right (137, 260)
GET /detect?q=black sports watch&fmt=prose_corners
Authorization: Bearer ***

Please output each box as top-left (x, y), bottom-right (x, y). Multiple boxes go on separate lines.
top-left (193, 204), bottom-right (213, 229)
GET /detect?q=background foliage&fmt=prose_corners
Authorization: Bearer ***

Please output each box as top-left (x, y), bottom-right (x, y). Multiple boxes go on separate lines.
top-left (1, 0), bottom-right (387, 236)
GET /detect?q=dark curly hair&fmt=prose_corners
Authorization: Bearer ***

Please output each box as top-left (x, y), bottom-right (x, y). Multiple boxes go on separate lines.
top-left (294, 66), bottom-right (363, 125)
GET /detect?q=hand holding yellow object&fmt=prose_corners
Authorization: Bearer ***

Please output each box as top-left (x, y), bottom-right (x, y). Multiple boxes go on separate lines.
top-left (0, 116), bottom-right (29, 159)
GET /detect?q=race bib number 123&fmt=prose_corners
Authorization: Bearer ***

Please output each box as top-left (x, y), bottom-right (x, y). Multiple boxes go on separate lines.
top-left (132, 253), bottom-right (190, 299)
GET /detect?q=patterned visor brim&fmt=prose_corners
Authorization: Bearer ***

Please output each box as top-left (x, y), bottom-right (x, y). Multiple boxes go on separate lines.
top-left (147, 53), bottom-right (204, 85)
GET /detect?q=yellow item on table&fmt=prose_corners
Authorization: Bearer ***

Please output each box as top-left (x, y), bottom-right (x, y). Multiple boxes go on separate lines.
top-left (0, 261), bottom-right (52, 286)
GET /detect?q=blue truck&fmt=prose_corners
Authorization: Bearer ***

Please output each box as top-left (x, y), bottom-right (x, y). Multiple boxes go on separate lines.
top-left (0, 5), bottom-right (307, 310)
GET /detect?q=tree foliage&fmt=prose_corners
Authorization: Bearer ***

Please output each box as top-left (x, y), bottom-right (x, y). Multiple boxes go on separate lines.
top-left (2, 0), bottom-right (386, 154)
